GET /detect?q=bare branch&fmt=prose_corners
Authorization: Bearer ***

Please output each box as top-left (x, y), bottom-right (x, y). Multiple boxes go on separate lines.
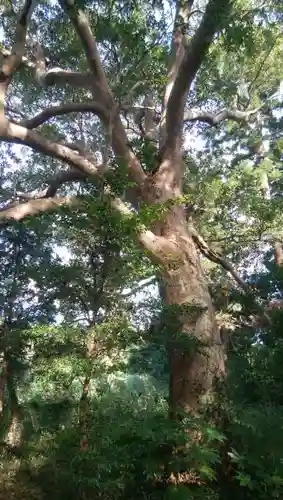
top-left (274, 241), bottom-right (283, 267)
top-left (46, 169), bottom-right (90, 196)
top-left (183, 107), bottom-right (261, 126)
top-left (165, 0), bottom-right (234, 158)
top-left (0, 118), bottom-right (101, 177)
top-left (0, 196), bottom-right (78, 222)
top-left (1, 183), bottom-right (176, 270)
top-left (19, 102), bottom-right (108, 129)
top-left (16, 189), bottom-right (49, 200)
top-left (1, 0), bottom-right (33, 76)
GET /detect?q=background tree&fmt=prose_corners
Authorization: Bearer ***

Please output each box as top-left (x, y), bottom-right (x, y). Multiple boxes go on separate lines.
top-left (0, 218), bottom-right (55, 448)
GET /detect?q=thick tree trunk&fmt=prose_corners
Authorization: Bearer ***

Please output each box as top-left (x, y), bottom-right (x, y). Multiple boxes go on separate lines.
top-left (152, 204), bottom-right (225, 415)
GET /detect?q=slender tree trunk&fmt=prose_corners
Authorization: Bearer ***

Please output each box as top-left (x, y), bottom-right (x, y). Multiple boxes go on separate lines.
top-left (5, 369), bottom-right (23, 448)
top-left (79, 374), bottom-right (91, 451)
top-left (0, 355), bottom-right (7, 419)
top-left (78, 332), bottom-right (97, 451)
top-left (274, 241), bottom-right (283, 267)
top-left (0, 325), bottom-right (8, 420)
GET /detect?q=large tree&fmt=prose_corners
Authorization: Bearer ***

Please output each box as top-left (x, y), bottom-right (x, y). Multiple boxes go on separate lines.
top-left (0, 0), bottom-right (282, 416)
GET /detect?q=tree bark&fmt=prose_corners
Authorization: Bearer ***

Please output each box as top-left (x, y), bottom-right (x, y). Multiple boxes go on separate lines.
top-left (144, 202), bottom-right (225, 416)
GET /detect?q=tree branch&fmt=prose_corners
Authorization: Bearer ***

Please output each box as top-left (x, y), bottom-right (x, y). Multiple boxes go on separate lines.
top-left (0, 0), bottom-right (34, 107)
top-left (121, 276), bottom-right (157, 297)
top-left (165, 0), bottom-right (234, 158)
top-left (33, 43), bottom-right (95, 90)
top-left (18, 102), bottom-right (108, 129)
top-left (159, 0), bottom-right (194, 151)
top-left (0, 196), bottom-right (78, 221)
top-left (0, 44), bottom-right (95, 90)
top-left (17, 168), bottom-right (89, 199)
top-left (183, 106), bottom-right (260, 126)
top-left (1, 38), bottom-right (101, 94)
top-left (1, 184), bottom-right (177, 268)
top-left (187, 225), bottom-right (250, 293)
top-left (0, 46), bottom-right (34, 69)
top-left (60, 0), bottom-right (146, 189)
top-left (59, 1), bottom-right (110, 92)
top-left (0, 118), bottom-right (101, 177)
top-left (0, 0), bottom-right (33, 77)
